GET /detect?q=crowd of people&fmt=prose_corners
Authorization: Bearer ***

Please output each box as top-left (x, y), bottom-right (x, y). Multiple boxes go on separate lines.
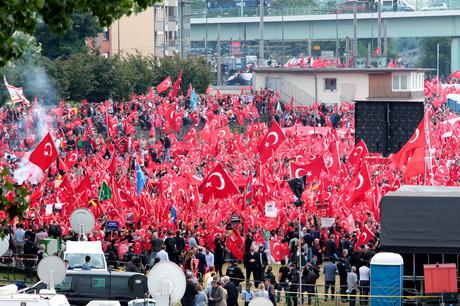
top-left (0, 76), bottom-right (459, 304)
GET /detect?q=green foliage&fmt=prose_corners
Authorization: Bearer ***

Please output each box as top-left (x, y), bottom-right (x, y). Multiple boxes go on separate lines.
top-left (42, 53), bottom-right (212, 102)
top-left (0, 168), bottom-right (30, 222)
top-left (417, 37), bottom-right (451, 77)
top-left (35, 13), bottom-right (101, 59)
top-left (0, 0), bottom-right (159, 66)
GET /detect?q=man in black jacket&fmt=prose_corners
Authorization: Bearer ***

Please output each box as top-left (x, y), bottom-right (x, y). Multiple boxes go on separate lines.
top-left (243, 246), bottom-right (258, 283)
top-left (286, 264), bottom-right (299, 306)
top-left (226, 260), bottom-right (245, 288)
top-left (255, 244), bottom-right (268, 287)
top-left (181, 273), bottom-right (198, 306)
top-left (222, 276), bottom-right (239, 306)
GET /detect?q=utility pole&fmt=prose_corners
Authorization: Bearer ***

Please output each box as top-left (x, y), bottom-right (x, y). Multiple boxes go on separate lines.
top-left (259, 0), bottom-right (264, 67)
top-left (377, 0), bottom-right (382, 54)
top-left (383, 19), bottom-right (388, 58)
top-left (217, 22), bottom-right (222, 85)
top-left (353, 3), bottom-right (357, 67)
top-left (335, 10), bottom-right (339, 65)
top-left (282, 7), bottom-right (285, 66)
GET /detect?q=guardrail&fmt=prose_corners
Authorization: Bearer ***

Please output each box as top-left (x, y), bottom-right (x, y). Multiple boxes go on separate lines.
top-left (191, 0), bottom-right (460, 19)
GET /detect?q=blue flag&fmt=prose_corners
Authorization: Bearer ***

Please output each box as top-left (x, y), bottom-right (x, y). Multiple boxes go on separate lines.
top-left (190, 89), bottom-right (198, 112)
top-left (170, 206), bottom-right (177, 223)
top-left (135, 160), bottom-right (146, 194)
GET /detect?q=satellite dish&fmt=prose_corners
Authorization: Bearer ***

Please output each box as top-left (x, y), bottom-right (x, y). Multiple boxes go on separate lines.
top-left (70, 208), bottom-right (95, 235)
top-left (147, 262), bottom-right (186, 306)
top-left (249, 297), bottom-right (274, 306)
top-left (37, 256), bottom-right (67, 291)
top-left (128, 274), bottom-right (148, 299)
top-left (0, 235), bottom-right (10, 257)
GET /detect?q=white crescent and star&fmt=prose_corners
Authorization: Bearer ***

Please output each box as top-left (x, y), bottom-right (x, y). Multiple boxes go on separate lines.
top-left (43, 142), bottom-right (53, 157)
top-left (410, 128), bottom-right (420, 144)
top-left (118, 189), bottom-right (127, 202)
top-left (217, 130), bottom-right (226, 138)
top-left (295, 168), bottom-right (305, 178)
top-left (355, 174), bottom-right (364, 190)
top-left (265, 131), bottom-right (279, 147)
top-left (207, 172), bottom-right (225, 190)
top-left (353, 146), bottom-right (363, 157)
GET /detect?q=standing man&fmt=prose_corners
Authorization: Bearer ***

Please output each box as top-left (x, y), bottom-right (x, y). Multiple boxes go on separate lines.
top-left (276, 259), bottom-right (290, 303)
top-left (323, 257), bottom-right (337, 302)
top-left (164, 231), bottom-right (176, 262)
top-left (347, 266), bottom-right (359, 306)
top-left (286, 263), bottom-right (299, 306)
top-left (214, 235), bottom-right (225, 276)
top-left (359, 261), bottom-right (370, 305)
top-left (205, 247), bottom-right (215, 269)
top-left (181, 273), bottom-right (198, 306)
top-left (255, 245), bottom-right (268, 287)
top-left (174, 231), bottom-right (186, 264)
top-left (149, 231), bottom-right (163, 265)
top-left (226, 260), bottom-right (245, 288)
top-left (243, 246), bottom-right (258, 283)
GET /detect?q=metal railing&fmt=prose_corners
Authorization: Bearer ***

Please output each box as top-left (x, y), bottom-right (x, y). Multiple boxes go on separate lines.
top-left (191, 1), bottom-right (460, 19)
top-left (266, 76), bottom-right (325, 107)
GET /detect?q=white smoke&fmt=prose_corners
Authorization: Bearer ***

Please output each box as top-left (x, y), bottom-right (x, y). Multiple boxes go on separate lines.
top-left (12, 64), bottom-right (59, 184)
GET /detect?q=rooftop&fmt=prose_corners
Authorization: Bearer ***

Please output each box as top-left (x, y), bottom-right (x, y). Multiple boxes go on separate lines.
top-left (254, 67), bottom-right (434, 73)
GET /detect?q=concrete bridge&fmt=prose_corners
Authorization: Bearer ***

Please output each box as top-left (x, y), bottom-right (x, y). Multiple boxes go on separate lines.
top-left (191, 10), bottom-right (460, 71)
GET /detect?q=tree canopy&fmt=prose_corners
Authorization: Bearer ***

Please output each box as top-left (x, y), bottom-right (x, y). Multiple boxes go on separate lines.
top-left (0, 0), bottom-right (159, 66)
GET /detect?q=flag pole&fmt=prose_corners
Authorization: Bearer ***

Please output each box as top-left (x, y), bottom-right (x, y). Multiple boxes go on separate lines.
top-left (298, 204), bottom-right (302, 304)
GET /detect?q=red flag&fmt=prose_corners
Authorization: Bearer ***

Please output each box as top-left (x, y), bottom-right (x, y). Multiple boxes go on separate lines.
top-left (355, 225), bottom-right (375, 249)
top-left (64, 150), bottom-right (78, 168)
top-left (348, 139), bottom-right (369, 166)
top-left (108, 151), bottom-right (117, 175)
top-left (391, 118), bottom-right (426, 170)
top-left (349, 162), bottom-right (371, 203)
top-left (29, 133), bottom-right (58, 171)
top-left (156, 76), bottom-right (172, 94)
top-left (186, 83), bottom-right (192, 98)
top-left (258, 121), bottom-right (286, 163)
top-left (226, 230), bottom-right (244, 261)
top-left (403, 146), bottom-right (426, 180)
top-left (290, 156), bottom-right (326, 182)
top-left (169, 70), bottom-right (183, 98)
top-left (199, 164), bottom-right (240, 203)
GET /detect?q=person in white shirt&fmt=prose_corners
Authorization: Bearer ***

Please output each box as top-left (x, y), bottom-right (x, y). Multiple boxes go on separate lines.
top-left (359, 261), bottom-right (371, 305)
top-left (205, 247), bottom-right (214, 268)
top-left (156, 245), bottom-right (169, 262)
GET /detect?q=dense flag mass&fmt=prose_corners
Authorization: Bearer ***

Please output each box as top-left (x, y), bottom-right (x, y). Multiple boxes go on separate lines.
top-left (0, 74), bottom-right (459, 261)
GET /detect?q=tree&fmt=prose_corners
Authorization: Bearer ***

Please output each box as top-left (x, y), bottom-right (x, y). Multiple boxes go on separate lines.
top-left (0, 0), bottom-right (159, 66)
top-left (417, 37), bottom-right (451, 77)
top-left (35, 13), bottom-right (101, 59)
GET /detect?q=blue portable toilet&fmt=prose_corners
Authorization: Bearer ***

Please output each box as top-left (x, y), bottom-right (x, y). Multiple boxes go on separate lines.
top-left (370, 252), bottom-right (403, 306)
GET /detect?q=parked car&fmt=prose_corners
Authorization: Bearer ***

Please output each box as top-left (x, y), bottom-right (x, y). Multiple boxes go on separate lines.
top-left (421, 3), bottom-right (448, 11)
top-left (398, 0), bottom-right (415, 11)
top-left (28, 271), bottom-right (148, 306)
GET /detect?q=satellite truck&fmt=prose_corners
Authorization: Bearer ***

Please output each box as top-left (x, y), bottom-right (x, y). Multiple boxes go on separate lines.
top-left (380, 185), bottom-right (460, 304)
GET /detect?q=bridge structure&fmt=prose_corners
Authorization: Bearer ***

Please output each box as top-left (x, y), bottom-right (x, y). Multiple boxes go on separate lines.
top-left (190, 8), bottom-right (460, 72)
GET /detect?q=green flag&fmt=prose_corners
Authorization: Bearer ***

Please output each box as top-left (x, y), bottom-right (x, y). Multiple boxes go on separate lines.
top-left (98, 180), bottom-right (112, 201)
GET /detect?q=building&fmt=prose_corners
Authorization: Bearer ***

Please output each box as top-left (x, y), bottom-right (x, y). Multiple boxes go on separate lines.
top-left (90, 1), bottom-right (191, 58)
top-left (253, 67), bottom-right (428, 105)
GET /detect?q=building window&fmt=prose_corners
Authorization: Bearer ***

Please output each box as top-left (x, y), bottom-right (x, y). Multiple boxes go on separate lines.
top-left (102, 28), bottom-right (109, 41)
top-left (324, 78), bottom-right (337, 91)
top-left (102, 52), bottom-right (109, 58)
top-left (392, 73), bottom-right (409, 91)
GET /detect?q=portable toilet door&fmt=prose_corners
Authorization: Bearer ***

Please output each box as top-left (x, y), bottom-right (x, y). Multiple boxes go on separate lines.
top-left (370, 252), bottom-right (404, 306)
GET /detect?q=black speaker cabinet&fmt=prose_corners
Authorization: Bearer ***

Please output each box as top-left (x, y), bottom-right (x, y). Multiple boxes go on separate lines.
top-left (355, 101), bottom-right (424, 156)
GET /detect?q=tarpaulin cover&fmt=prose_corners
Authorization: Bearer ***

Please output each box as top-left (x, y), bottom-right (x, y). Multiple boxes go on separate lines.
top-left (380, 185), bottom-right (460, 253)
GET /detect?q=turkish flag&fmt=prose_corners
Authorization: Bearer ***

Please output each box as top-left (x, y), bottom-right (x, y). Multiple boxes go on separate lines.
top-left (156, 76), bottom-right (172, 94)
top-left (348, 139), bottom-right (369, 166)
top-left (64, 150), bottom-right (78, 169)
top-left (290, 156), bottom-right (326, 182)
top-left (169, 70), bottom-right (183, 98)
top-left (259, 121), bottom-right (286, 163)
top-left (325, 141), bottom-right (341, 173)
top-left (349, 162), bottom-right (371, 203)
top-left (226, 229), bottom-right (244, 261)
top-left (355, 225), bottom-right (375, 249)
top-left (270, 241), bottom-right (290, 262)
top-left (403, 146), bottom-right (426, 180)
top-left (29, 133), bottom-right (58, 171)
top-left (199, 164), bottom-right (240, 203)
top-left (391, 118), bottom-right (426, 170)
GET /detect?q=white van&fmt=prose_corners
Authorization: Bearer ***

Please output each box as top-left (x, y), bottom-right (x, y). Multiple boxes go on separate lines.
top-left (0, 285), bottom-right (70, 306)
top-left (63, 241), bottom-right (107, 271)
